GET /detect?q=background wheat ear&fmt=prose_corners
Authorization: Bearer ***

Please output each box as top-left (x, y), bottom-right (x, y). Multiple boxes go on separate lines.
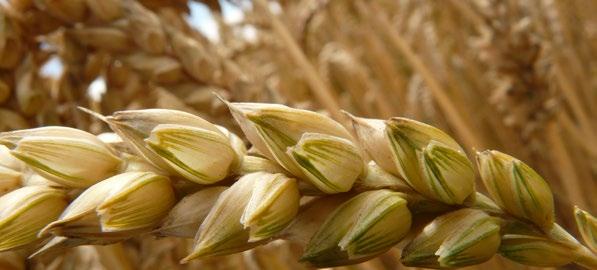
top-left (0, 0), bottom-right (596, 269)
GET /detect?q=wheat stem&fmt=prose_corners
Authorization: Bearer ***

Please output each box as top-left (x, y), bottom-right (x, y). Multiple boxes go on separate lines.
top-left (253, 0), bottom-right (342, 120)
top-left (365, 1), bottom-right (482, 149)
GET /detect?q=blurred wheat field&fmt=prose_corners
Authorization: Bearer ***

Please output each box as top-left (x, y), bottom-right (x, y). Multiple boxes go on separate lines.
top-left (0, 0), bottom-right (595, 269)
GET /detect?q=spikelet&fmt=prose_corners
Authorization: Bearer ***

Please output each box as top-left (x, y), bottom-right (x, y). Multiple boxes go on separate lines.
top-left (183, 172), bottom-right (299, 261)
top-left (301, 190), bottom-right (411, 267)
top-left (120, 53), bottom-right (183, 84)
top-left (155, 186), bottom-right (227, 238)
top-left (85, 0), bottom-right (122, 21)
top-left (36, 0), bottom-right (87, 22)
top-left (226, 102), bottom-right (364, 193)
top-left (123, 1), bottom-right (166, 54)
top-left (349, 115), bottom-right (475, 205)
top-left (499, 221), bottom-right (582, 267)
top-left (68, 27), bottom-right (134, 52)
top-left (575, 207), bottom-right (597, 253)
top-left (39, 172), bottom-right (175, 241)
top-left (1, 127), bottom-right (121, 188)
top-left (0, 13), bottom-right (25, 69)
top-left (167, 28), bottom-right (221, 83)
top-left (15, 56), bottom-right (44, 117)
top-left (0, 186), bottom-right (67, 251)
top-left (401, 208), bottom-right (501, 268)
top-left (477, 150), bottom-right (555, 229)
top-left (106, 109), bottom-right (244, 184)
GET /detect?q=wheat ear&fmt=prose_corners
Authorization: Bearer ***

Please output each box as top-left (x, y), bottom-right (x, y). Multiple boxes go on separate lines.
top-left (0, 104), bottom-right (595, 269)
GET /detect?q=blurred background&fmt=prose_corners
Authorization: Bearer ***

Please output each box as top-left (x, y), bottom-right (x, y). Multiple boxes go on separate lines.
top-left (0, 0), bottom-right (595, 269)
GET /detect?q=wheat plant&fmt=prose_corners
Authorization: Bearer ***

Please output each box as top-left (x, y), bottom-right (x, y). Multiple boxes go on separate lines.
top-left (0, 103), bottom-right (595, 269)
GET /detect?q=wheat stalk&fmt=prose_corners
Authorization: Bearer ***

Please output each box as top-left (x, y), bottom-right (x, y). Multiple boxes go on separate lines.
top-left (0, 103), bottom-right (595, 269)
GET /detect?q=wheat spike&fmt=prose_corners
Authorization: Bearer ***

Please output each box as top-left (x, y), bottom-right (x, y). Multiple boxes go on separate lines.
top-left (0, 0), bottom-right (595, 268)
top-left (0, 105), bottom-right (595, 269)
